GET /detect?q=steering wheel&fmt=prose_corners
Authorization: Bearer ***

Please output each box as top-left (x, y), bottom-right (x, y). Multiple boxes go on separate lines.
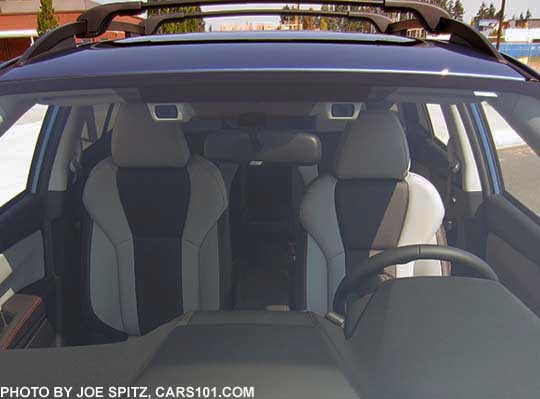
top-left (332, 245), bottom-right (499, 315)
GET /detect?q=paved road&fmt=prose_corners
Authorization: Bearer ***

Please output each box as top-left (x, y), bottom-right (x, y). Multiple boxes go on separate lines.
top-left (498, 145), bottom-right (540, 215)
top-left (0, 105), bottom-right (46, 206)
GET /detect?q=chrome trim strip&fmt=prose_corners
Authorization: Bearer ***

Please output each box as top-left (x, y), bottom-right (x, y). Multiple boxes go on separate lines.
top-left (123, 67), bottom-right (526, 81)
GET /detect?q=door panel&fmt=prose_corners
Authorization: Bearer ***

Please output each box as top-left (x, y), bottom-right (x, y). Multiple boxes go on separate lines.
top-left (469, 194), bottom-right (540, 317)
top-left (0, 230), bottom-right (45, 299)
top-left (463, 97), bottom-right (540, 317)
top-left (486, 232), bottom-right (540, 316)
top-left (0, 104), bottom-right (68, 348)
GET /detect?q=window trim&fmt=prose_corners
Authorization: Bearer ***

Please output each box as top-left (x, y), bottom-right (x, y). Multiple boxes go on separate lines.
top-left (28, 106), bottom-right (59, 193)
top-left (469, 103), bottom-right (503, 195)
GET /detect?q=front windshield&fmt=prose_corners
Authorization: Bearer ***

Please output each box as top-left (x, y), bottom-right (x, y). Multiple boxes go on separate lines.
top-left (1, 80), bottom-right (540, 397)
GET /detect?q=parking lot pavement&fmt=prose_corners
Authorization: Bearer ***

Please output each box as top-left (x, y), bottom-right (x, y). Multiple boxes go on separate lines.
top-left (0, 105), bottom-right (46, 206)
top-left (498, 145), bottom-right (540, 215)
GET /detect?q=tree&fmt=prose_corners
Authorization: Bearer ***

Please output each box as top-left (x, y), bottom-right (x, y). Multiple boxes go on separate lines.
top-left (474, 1), bottom-right (497, 22)
top-left (147, 1), bottom-right (204, 33)
top-left (429, 0), bottom-right (465, 20)
top-left (476, 2), bottom-right (488, 18)
top-left (487, 3), bottom-right (497, 18)
top-left (526, 9), bottom-right (532, 20)
top-left (431, 0), bottom-right (448, 10)
top-left (37, 0), bottom-right (59, 37)
top-left (451, 0), bottom-right (465, 21)
top-left (280, 5), bottom-right (295, 26)
top-left (319, 4), bottom-right (340, 32)
top-left (302, 8), bottom-right (318, 30)
top-left (447, 0), bottom-right (454, 14)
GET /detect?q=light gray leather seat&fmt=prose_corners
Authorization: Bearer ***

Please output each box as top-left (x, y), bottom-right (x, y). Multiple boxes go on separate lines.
top-left (82, 104), bottom-right (229, 336)
top-left (299, 110), bottom-right (444, 315)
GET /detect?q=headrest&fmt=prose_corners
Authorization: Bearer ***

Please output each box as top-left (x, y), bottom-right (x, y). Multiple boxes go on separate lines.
top-left (333, 110), bottom-right (410, 180)
top-left (111, 104), bottom-right (191, 167)
top-left (204, 132), bottom-right (321, 165)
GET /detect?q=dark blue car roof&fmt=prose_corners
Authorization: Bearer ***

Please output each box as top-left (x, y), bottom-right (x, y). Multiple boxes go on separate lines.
top-left (0, 31), bottom-right (525, 83)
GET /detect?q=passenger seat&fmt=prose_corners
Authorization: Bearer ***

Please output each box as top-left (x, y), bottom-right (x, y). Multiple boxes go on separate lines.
top-left (81, 104), bottom-right (229, 336)
top-left (300, 110), bottom-right (445, 315)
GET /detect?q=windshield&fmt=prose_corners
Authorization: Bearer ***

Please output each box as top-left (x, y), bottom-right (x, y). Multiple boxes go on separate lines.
top-left (2, 78), bottom-right (540, 397)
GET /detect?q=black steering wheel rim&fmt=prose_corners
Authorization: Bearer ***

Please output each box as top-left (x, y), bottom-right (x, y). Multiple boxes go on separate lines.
top-left (332, 244), bottom-right (499, 315)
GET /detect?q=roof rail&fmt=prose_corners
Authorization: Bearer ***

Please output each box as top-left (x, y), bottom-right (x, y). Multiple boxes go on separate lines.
top-left (387, 16), bottom-right (504, 61)
top-left (109, 21), bottom-right (145, 36)
top-left (19, 21), bottom-right (86, 62)
top-left (17, 0), bottom-right (526, 75)
top-left (144, 9), bottom-right (393, 35)
top-left (17, 0), bottom-right (451, 64)
top-left (78, 0), bottom-right (448, 35)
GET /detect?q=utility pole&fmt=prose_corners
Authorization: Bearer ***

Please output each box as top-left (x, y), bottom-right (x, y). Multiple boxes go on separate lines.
top-left (496, 0), bottom-right (507, 49)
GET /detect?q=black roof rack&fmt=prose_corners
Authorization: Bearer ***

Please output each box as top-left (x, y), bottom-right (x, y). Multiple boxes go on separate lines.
top-left (76, 0), bottom-right (447, 35)
top-left (109, 20), bottom-right (145, 36)
top-left (13, 0), bottom-right (535, 81)
top-left (387, 17), bottom-right (504, 61)
top-left (17, 0), bottom-right (449, 63)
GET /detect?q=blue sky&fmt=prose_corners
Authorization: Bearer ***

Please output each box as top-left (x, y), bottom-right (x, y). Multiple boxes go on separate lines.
top-left (96, 0), bottom-right (540, 29)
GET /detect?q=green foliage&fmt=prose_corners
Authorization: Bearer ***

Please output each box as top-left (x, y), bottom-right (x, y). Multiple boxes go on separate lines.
top-left (302, 9), bottom-right (317, 30)
top-left (36, 0), bottom-right (59, 37)
top-left (147, 4), bottom-right (205, 33)
top-left (451, 0), bottom-right (465, 21)
top-left (280, 5), bottom-right (295, 25)
top-left (476, 2), bottom-right (498, 19)
top-left (281, 0), bottom-right (468, 32)
top-left (319, 5), bottom-right (340, 32)
top-left (431, 0), bottom-right (449, 11)
top-left (280, 5), bottom-right (316, 30)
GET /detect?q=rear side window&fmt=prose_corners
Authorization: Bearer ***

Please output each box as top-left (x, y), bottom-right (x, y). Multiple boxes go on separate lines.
top-left (483, 102), bottom-right (540, 215)
top-left (426, 104), bottom-right (450, 145)
top-left (0, 104), bottom-right (48, 207)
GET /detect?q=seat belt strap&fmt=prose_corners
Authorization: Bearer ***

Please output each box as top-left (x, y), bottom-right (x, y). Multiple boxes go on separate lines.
top-left (444, 138), bottom-right (461, 233)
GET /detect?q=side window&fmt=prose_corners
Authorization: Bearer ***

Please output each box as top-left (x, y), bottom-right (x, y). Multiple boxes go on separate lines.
top-left (482, 102), bottom-right (540, 214)
top-left (426, 104), bottom-right (450, 145)
top-left (0, 104), bottom-right (48, 207)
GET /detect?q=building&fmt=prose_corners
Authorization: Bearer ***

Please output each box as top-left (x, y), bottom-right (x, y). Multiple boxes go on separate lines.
top-left (0, 0), bottom-right (141, 61)
top-left (504, 18), bottom-right (540, 43)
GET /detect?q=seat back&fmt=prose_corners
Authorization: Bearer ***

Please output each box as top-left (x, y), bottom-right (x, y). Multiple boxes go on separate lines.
top-left (82, 104), bottom-right (228, 335)
top-left (300, 110), bottom-right (444, 314)
top-left (204, 131), bottom-right (321, 310)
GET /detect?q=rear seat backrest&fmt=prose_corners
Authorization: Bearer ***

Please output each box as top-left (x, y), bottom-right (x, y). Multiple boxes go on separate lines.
top-left (204, 131), bottom-right (321, 310)
top-left (82, 104), bottom-right (228, 336)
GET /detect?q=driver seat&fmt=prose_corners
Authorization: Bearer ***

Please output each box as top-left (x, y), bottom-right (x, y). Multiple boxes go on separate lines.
top-left (299, 110), bottom-right (444, 315)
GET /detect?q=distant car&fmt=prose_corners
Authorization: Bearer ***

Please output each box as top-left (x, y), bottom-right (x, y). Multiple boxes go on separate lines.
top-left (1, 1), bottom-right (540, 398)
